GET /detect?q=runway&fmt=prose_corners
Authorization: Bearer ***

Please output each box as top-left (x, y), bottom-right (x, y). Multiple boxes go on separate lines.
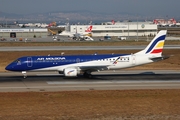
top-left (0, 70), bottom-right (180, 92)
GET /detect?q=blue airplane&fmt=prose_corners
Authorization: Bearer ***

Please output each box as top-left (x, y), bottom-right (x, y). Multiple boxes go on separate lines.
top-left (6, 30), bottom-right (168, 78)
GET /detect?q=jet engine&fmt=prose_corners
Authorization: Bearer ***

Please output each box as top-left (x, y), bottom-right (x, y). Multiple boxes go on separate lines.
top-left (64, 68), bottom-right (78, 77)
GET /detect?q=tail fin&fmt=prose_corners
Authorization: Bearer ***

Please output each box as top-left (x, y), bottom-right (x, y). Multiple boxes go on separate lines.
top-left (153, 19), bottom-right (158, 24)
top-left (172, 18), bottom-right (177, 24)
top-left (112, 20), bottom-right (115, 25)
top-left (85, 25), bottom-right (93, 32)
top-left (135, 30), bottom-right (167, 57)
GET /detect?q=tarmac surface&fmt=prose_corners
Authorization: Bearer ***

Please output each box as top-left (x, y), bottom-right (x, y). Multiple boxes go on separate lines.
top-left (0, 70), bottom-right (180, 92)
top-left (0, 45), bottom-right (179, 51)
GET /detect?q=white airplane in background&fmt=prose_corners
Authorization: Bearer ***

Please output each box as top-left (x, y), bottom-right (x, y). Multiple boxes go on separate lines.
top-left (153, 18), bottom-right (177, 27)
top-left (81, 36), bottom-right (94, 41)
top-left (59, 25), bottom-right (93, 38)
top-left (17, 23), bottom-right (49, 28)
top-left (17, 23), bottom-right (25, 27)
top-left (6, 30), bottom-right (168, 78)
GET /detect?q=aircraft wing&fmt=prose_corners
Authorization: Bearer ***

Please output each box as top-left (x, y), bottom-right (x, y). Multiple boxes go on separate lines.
top-left (79, 65), bottom-right (110, 72)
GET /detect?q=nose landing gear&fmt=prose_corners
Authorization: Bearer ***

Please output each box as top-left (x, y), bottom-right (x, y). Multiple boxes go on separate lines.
top-left (22, 71), bottom-right (27, 78)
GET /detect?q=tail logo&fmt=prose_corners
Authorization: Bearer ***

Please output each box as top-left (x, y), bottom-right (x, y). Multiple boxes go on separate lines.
top-left (113, 57), bottom-right (120, 64)
top-left (85, 26), bottom-right (92, 32)
top-left (67, 70), bottom-right (75, 75)
top-left (146, 34), bottom-right (166, 54)
top-left (111, 20), bottom-right (115, 25)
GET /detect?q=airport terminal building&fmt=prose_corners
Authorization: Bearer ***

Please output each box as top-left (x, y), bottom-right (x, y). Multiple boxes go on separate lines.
top-left (0, 22), bottom-right (157, 40)
top-left (0, 28), bottom-right (48, 38)
top-left (70, 22), bottom-right (158, 37)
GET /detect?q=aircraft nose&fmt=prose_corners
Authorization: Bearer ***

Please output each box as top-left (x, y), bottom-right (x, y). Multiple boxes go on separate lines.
top-left (5, 64), bottom-right (13, 71)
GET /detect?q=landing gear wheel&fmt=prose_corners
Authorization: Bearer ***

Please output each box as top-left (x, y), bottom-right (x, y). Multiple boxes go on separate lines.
top-left (23, 75), bottom-right (27, 79)
top-left (83, 72), bottom-right (92, 78)
top-left (22, 71), bottom-right (27, 79)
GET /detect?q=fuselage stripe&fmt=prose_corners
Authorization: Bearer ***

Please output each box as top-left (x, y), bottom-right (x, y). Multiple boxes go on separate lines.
top-left (156, 41), bottom-right (164, 48)
top-left (146, 35), bottom-right (166, 54)
top-left (151, 49), bottom-right (163, 53)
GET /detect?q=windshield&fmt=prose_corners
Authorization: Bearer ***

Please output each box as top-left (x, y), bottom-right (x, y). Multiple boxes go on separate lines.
top-left (13, 59), bottom-right (20, 63)
top-left (13, 59), bottom-right (21, 65)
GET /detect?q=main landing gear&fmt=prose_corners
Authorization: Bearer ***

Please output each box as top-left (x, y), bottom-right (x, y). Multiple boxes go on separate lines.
top-left (83, 71), bottom-right (92, 78)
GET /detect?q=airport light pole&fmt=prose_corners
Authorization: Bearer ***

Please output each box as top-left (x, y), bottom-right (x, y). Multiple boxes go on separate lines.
top-left (166, 15), bottom-right (168, 31)
top-left (66, 18), bottom-right (69, 31)
top-left (136, 16), bottom-right (139, 41)
top-left (6, 17), bottom-right (7, 28)
top-left (128, 18), bottom-right (129, 40)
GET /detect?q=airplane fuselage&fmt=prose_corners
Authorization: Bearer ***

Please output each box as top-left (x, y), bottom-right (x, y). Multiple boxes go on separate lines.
top-left (6, 54), bottom-right (153, 72)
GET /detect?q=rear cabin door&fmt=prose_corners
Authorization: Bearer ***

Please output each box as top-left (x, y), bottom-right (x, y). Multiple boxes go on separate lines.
top-left (132, 54), bottom-right (136, 65)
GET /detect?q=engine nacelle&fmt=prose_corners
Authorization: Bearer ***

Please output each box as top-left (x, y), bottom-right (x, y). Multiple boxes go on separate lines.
top-left (64, 68), bottom-right (78, 77)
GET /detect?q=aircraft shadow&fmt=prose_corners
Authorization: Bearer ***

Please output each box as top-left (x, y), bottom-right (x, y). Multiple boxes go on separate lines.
top-left (0, 73), bottom-right (180, 82)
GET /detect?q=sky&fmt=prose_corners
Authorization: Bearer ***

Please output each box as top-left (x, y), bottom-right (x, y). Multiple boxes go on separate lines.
top-left (0, 0), bottom-right (180, 18)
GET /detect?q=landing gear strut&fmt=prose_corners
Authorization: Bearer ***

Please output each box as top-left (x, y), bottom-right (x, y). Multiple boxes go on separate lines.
top-left (22, 71), bottom-right (27, 79)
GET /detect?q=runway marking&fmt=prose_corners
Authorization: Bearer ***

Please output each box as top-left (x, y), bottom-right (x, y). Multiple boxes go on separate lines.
top-left (36, 74), bottom-right (59, 76)
top-left (47, 80), bottom-right (180, 85)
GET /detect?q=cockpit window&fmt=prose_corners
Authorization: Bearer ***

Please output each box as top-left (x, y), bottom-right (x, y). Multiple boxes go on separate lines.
top-left (14, 59), bottom-right (20, 63)
top-left (14, 59), bottom-right (21, 65)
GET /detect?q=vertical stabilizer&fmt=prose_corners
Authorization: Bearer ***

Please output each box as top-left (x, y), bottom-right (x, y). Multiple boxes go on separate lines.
top-left (135, 30), bottom-right (167, 57)
top-left (85, 25), bottom-right (93, 32)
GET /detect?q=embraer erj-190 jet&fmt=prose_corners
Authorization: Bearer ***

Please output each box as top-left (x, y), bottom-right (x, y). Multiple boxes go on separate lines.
top-left (6, 30), bottom-right (168, 78)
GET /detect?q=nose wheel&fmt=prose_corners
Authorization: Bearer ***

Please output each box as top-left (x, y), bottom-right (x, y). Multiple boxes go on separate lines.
top-left (22, 71), bottom-right (27, 78)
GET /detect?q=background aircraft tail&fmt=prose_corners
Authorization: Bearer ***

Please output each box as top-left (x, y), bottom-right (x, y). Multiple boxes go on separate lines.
top-left (85, 25), bottom-right (93, 32)
top-left (111, 20), bottom-right (115, 25)
top-left (135, 30), bottom-right (167, 57)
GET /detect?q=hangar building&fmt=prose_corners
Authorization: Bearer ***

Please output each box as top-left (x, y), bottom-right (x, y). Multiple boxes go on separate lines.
top-left (69, 22), bottom-right (157, 37)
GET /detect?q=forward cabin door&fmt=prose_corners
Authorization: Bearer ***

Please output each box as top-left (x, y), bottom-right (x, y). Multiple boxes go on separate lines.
top-left (27, 57), bottom-right (33, 67)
